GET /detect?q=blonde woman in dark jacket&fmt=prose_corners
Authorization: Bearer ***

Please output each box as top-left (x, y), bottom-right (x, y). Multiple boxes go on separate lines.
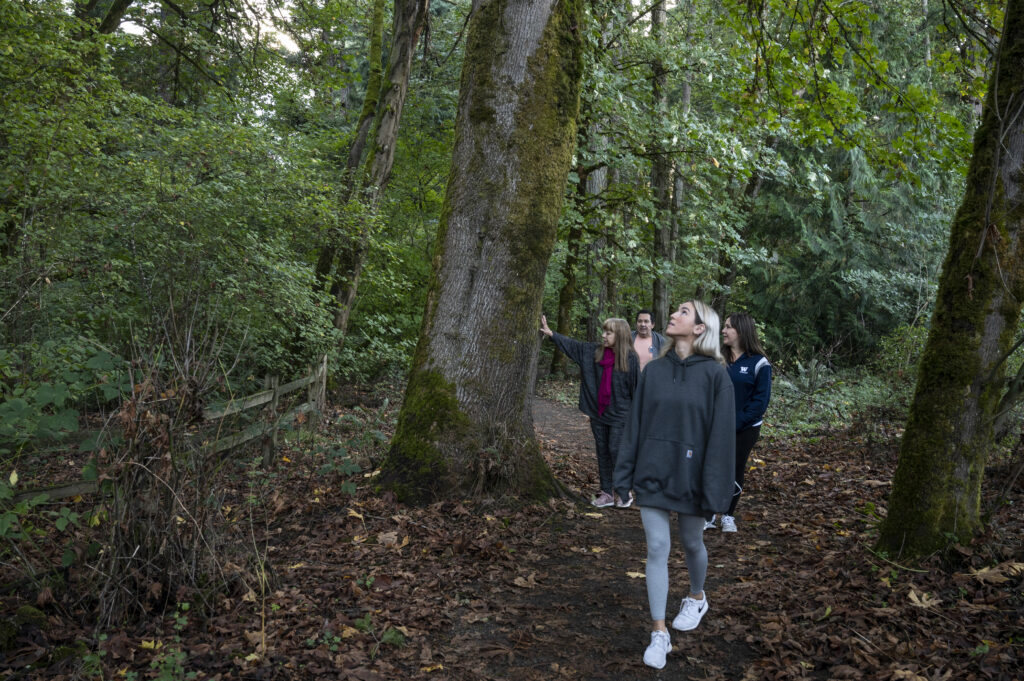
top-left (613, 301), bottom-right (735, 670)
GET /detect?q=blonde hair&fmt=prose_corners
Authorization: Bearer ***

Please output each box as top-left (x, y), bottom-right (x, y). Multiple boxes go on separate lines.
top-left (594, 318), bottom-right (635, 372)
top-left (660, 301), bottom-right (726, 365)
top-left (690, 301), bottom-right (726, 364)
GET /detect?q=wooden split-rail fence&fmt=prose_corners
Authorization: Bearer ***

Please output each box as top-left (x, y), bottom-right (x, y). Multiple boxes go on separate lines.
top-left (13, 355), bottom-right (328, 504)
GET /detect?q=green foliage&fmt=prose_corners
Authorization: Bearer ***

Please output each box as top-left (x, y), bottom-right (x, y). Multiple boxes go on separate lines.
top-left (0, 470), bottom-right (104, 586)
top-left (1, 0), bottom-right (345, 433)
top-left (769, 368), bottom-right (894, 436)
top-left (314, 444), bottom-right (362, 494)
top-left (0, 342), bottom-right (128, 457)
top-left (875, 323), bottom-right (930, 389)
top-left (542, 0), bottom-right (981, 362)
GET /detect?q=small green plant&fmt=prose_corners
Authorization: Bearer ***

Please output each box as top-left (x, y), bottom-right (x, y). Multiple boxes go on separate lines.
top-left (379, 626), bottom-right (405, 649)
top-left (856, 501), bottom-right (883, 520)
top-left (316, 444), bottom-right (361, 494)
top-left (0, 471), bottom-right (94, 577)
top-left (149, 647), bottom-right (191, 681)
top-left (133, 603), bottom-right (198, 681)
top-left (350, 612), bottom-right (405, 658)
top-left (354, 613), bottom-right (373, 632)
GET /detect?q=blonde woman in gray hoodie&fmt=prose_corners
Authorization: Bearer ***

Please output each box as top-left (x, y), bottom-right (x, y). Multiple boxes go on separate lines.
top-left (614, 301), bottom-right (735, 670)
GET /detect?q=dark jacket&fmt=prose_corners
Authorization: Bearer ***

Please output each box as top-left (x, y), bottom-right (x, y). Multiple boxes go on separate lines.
top-left (549, 332), bottom-right (639, 425)
top-left (630, 330), bottom-right (668, 361)
top-left (613, 352), bottom-right (735, 515)
top-left (728, 353), bottom-right (772, 432)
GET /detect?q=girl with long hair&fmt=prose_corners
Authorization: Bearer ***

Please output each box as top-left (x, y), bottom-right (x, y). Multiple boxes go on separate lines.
top-left (540, 315), bottom-right (640, 507)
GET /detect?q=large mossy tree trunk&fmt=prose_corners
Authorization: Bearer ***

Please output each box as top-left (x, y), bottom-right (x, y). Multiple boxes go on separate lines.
top-left (877, 0), bottom-right (1024, 559)
top-left (380, 0), bottom-right (584, 504)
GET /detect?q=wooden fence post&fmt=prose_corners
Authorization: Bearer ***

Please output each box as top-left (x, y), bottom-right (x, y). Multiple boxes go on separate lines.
top-left (306, 354), bottom-right (328, 429)
top-left (261, 374), bottom-right (280, 467)
top-left (321, 354), bottom-right (328, 410)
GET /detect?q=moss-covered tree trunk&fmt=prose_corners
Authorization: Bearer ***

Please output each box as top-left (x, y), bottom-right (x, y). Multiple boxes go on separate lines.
top-left (877, 0), bottom-right (1024, 558)
top-left (380, 0), bottom-right (584, 503)
top-left (315, 0), bottom-right (430, 341)
top-left (313, 0), bottom-right (387, 290)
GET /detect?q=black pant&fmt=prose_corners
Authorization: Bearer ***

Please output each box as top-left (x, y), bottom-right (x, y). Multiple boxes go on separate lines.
top-left (589, 419), bottom-right (623, 494)
top-left (728, 425), bottom-right (761, 515)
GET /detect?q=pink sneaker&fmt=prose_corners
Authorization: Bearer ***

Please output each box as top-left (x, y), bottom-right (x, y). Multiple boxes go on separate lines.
top-left (591, 491), bottom-right (614, 508)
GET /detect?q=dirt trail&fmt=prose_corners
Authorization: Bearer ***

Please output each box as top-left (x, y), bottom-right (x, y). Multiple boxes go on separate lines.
top-left (449, 397), bottom-right (757, 680)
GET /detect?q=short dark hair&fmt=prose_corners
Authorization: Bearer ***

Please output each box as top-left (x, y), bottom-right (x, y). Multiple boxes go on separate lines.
top-left (635, 309), bottom-right (653, 322)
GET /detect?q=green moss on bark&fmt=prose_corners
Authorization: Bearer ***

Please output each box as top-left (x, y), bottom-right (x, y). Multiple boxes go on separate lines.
top-left (877, 0), bottom-right (1024, 558)
top-left (379, 367), bottom-right (465, 503)
top-left (501, 0), bottom-right (583, 340)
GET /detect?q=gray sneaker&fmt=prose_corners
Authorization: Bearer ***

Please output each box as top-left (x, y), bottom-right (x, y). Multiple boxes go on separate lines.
top-left (720, 515), bottom-right (737, 532)
top-left (703, 515), bottom-right (716, 531)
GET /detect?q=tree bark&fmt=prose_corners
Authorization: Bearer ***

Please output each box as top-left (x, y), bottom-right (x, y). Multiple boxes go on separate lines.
top-left (649, 0), bottom-right (671, 330)
top-left (347, 0), bottom-right (388, 175)
top-left (313, 0), bottom-right (387, 290)
top-left (550, 171), bottom-right (586, 377)
top-left (316, 0), bottom-right (429, 341)
top-left (877, 0), bottom-right (1024, 559)
top-left (381, 0), bottom-right (584, 503)
top-left (97, 0), bottom-right (134, 34)
top-left (364, 0), bottom-right (430, 195)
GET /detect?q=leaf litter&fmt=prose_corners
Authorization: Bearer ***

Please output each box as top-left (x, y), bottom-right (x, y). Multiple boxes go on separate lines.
top-left (2, 387), bottom-right (1022, 680)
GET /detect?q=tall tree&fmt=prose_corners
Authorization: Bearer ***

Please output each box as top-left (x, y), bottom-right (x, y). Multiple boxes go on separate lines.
top-left (380, 0), bottom-right (584, 503)
top-left (649, 0), bottom-right (672, 329)
top-left (878, 0), bottom-right (1024, 558)
top-left (314, 0), bottom-right (431, 339)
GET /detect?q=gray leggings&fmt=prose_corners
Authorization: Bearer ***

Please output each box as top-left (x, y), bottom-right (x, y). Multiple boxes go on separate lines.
top-left (640, 507), bottom-right (708, 621)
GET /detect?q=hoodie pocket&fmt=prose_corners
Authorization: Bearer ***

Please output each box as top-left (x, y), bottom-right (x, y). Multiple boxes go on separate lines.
top-left (634, 437), bottom-right (700, 501)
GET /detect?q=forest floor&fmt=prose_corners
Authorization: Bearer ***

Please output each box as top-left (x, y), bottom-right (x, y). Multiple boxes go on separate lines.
top-left (4, 381), bottom-right (1024, 680)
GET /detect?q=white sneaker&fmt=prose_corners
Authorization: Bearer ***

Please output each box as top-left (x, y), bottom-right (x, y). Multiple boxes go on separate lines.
top-left (720, 515), bottom-right (737, 532)
top-left (703, 515), bottom-right (716, 531)
top-left (671, 595), bottom-right (709, 631)
top-left (643, 630), bottom-right (671, 669)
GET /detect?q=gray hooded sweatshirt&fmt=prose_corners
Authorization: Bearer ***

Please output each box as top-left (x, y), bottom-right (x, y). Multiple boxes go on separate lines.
top-left (613, 351), bottom-right (736, 515)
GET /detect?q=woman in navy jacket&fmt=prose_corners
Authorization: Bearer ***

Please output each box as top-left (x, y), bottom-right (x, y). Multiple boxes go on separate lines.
top-left (712, 312), bottom-right (772, 533)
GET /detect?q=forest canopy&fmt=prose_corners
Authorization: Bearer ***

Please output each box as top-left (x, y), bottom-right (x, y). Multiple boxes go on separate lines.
top-left (1, 0), bottom-right (994, 402)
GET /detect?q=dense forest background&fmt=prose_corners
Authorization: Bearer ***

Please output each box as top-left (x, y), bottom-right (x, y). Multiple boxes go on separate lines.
top-left (2, 0), bottom-right (1023, 677)
top-left (2, 0), bottom-right (1002, 406)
